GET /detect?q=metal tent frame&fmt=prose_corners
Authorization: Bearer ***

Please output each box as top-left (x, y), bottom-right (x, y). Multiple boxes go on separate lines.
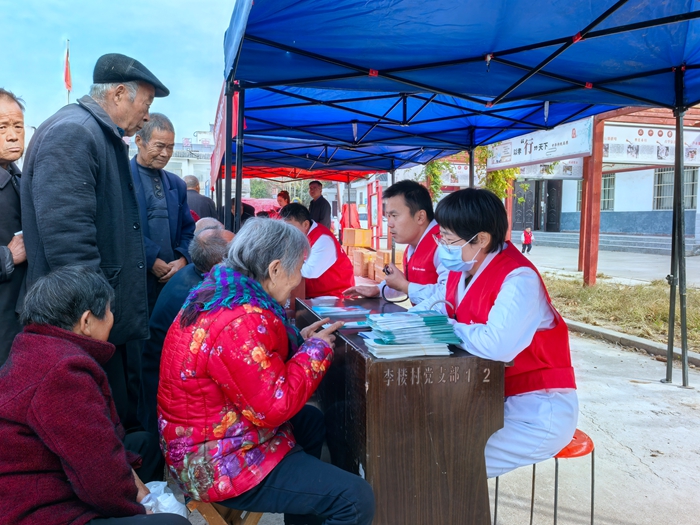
top-left (217, 0), bottom-right (697, 385)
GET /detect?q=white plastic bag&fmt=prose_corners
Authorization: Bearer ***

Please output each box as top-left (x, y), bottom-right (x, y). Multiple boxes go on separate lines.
top-left (141, 481), bottom-right (188, 518)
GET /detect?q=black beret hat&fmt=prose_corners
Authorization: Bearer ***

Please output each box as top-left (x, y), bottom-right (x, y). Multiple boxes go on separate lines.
top-left (93, 53), bottom-right (169, 97)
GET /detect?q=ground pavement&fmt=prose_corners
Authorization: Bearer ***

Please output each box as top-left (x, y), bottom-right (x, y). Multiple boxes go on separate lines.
top-left (525, 245), bottom-right (700, 288)
top-left (185, 334), bottom-right (700, 524)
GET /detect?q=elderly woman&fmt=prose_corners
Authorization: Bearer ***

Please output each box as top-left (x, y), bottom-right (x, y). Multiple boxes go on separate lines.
top-left (414, 188), bottom-right (578, 479)
top-left (157, 219), bottom-right (375, 525)
top-left (0, 266), bottom-right (189, 525)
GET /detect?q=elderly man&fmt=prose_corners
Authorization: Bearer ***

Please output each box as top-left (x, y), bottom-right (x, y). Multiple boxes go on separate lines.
top-left (132, 113), bottom-right (195, 312)
top-left (308, 179), bottom-right (332, 229)
top-left (138, 227), bottom-right (233, 437)
top-left (194, 216), bottom-right (224, 235)
top-left (21, 53), bottom-right (169, 426)
top-left (0, 89), bottom-right (26, 366)
top-left (184, 175), bottom-right (217, 219)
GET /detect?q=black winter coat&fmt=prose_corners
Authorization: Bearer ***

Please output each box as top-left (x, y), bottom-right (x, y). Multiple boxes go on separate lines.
top-left (0, 163), bottom-right (25, 365)
top-left (20, 95), bottom-right (149, 345)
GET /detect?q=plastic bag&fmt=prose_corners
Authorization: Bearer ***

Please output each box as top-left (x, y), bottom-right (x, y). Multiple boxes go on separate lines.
top-left (141, 481), bottom-right (188, 518)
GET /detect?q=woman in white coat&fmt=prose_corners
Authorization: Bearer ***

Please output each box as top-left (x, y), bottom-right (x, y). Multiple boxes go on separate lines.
top-left (414, 188), bottom-right (578, 478)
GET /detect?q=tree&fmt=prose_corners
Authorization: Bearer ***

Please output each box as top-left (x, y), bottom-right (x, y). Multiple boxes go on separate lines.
top-left (250, 179), bottom-right (274, 199)
top-left (472, 147), bottom-right (520, 200)
top-left (417, 160), bottom-right (455, 202)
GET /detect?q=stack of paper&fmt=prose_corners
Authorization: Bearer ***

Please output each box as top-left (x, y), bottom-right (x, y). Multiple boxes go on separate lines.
top-left (311, 306), bottom-right (371, 317)
top-left (361, 311), bottom-right (461, 359)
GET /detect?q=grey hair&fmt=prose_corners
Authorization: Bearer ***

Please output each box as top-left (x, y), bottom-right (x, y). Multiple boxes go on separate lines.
top-left (189, 229), bottom-right (230, 274)
top-left (194, 217), bottom-right (224, 235)
top-left (0, 88), bottom-right (25, 112)
top-left (135, 112), bottom-right (175, 144)
top-left (184, 175), bottom-right (199, 189)
top-left (89, 81), bottom-right (140, 102)
top-left (225, 218), bottom-right (309, 282)
top-left (20, 266), bottom-right (114, 330)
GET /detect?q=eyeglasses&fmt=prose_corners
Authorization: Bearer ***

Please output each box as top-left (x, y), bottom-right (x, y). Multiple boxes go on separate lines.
top-left (433, 233), bottom-right (478, 249)
top-left (433, 233), bottom-right (466, 248)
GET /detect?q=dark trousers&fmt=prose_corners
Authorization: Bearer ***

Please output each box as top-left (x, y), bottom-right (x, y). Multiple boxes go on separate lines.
top-left (218, 406), bottom-right (375, 525)
top-left (522, 243), bottom-right (532, 253)
top-left (87, 514), bottom-right (190, 525)
top-left (123, 430), bottom-right (165, 484)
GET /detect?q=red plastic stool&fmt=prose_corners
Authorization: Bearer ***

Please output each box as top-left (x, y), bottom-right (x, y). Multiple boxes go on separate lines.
top-left (493, 429), bottom-right (595, 525)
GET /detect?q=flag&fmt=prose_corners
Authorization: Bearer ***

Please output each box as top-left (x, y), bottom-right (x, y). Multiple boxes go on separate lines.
top-left (64, 41), bottom-right (72, 92)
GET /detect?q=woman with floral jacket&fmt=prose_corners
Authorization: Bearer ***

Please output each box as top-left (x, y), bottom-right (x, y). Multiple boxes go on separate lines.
top-left (157, 218), bottom-right (375, 525)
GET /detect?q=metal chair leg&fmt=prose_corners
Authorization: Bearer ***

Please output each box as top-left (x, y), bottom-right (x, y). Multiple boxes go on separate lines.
top-left (530, 463), bottom-right (536, 525)
top-left (553, 458), bottom-right (560, 525)
top-left (591, 449), bottom-right (595, 525)
top-left (494, 476), bottom-right (499, 525)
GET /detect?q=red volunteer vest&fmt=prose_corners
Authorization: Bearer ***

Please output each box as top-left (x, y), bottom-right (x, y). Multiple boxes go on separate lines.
top-left (523, 231), bottom-right (533, 244)
top-left (445, 242), bottom-right (576, 397)
top-left (403, 224), bottom-right (440, 286)
top-left (306, 223), bottom-right (355, 298)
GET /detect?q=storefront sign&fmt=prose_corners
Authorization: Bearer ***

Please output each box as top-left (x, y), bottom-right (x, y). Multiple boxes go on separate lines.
top-left (487, 117), bottom-right (593, 170)
top-left (445, 163), bottom-right (471, 186)
top-left (602, 122), bottom-right (700, 166)
top-left (518, 157), bottom-right (584, 180)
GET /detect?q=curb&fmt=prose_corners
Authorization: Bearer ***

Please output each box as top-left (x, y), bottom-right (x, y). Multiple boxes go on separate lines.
top-left (564, 318), bottom-right (700, 368)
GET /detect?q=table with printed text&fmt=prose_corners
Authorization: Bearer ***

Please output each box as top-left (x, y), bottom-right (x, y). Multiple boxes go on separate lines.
top-left (295, 297), bottom-right (505, 525)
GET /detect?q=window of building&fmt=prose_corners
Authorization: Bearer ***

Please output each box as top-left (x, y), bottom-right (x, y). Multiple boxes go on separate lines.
top-left (601, 173), bottom-right (615, 211)
top-left (653, 167), bottom-right (698, 210)
top-left (576, 180), bottom-right (583, 212)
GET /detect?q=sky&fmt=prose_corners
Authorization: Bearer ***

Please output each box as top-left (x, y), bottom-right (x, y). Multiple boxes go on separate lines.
top-left (0, 0), bottom-right (233, 141)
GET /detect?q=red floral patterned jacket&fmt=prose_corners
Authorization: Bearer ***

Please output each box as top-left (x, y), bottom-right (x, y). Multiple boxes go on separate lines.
top-left (157, 303), bottom-right (333, 501)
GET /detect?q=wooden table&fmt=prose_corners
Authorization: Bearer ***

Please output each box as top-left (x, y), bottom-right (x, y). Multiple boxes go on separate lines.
top-left (295, 297), bottom-right (505, 525)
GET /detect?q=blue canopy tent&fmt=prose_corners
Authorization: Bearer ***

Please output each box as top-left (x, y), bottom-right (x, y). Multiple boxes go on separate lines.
top-left (220, 0), bottom-right (700, 385)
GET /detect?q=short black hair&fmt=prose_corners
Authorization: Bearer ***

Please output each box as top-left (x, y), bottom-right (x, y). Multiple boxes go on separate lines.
top-left (434, 188), bottom-right (507, 253)
top-left (0, 88), bottom-right (25, 112)
top-left (308, 180), bottom-right (322, 188)
top-left (279, 202), bottom-right (311, 224)
top-left (383, 180), bottom-right (434, 222)
top-left (256, 211), bottom-right (270, 218)
top-left (20, 266), bottom-right (114, 330)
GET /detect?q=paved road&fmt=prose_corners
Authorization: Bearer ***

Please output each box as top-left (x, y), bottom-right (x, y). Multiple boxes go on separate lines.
top-left (526, 245), bottom-right (700, 288)
top-left (187, 334), bottom-right (700, 525)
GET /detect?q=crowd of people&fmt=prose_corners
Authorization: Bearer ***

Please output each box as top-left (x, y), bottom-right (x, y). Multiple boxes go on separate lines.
top-left (0, 51), bottom-right (577, 524)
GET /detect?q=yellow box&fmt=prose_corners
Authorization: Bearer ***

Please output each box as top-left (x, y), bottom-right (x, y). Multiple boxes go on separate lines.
top-left (342, 228), bottom-right (372, 248)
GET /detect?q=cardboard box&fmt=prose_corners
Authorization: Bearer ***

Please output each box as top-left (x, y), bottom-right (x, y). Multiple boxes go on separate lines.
top-left (367, 260), bottom-right (375, 281)
top-left (374, 260), bottom-right (386, 283)
top-left (342, 228), bottom-right (372, 248)
top-left (352, 248), bottom-right (375, 278)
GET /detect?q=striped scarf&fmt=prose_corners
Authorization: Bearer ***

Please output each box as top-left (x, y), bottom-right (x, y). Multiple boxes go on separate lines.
top-left (180, 265), bottom-right (303, 353)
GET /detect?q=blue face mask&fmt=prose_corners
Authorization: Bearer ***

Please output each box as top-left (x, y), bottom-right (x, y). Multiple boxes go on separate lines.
top-left (437, 233), bottom-right (481, 272)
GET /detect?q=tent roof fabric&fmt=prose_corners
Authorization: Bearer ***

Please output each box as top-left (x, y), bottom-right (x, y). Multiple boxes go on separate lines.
top-left (242, 86), bottom-right (614, 152)
top-left (225, 0), bottom-right (700, 110)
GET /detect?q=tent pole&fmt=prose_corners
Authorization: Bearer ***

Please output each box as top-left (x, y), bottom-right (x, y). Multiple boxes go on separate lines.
top-left (390, 168), bottom-right (396, 264)
top-left (669, 66), bottom-right (689, 386)
top-left (469, 148), bottom-right (475, 188)
top-left (234, 89), bottom-right (246, 233)
top-left (346, 175), bottom-right (351, 204)
top-left (469, 128), bottom-right (475, 188)
top-left (216, 176), bottom-right (222, 222)
top-left (224, 85), bottom-right (234, 231)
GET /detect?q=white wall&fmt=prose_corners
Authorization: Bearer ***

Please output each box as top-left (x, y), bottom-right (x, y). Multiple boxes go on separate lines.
top-left (561, 179), bottom-right (579, 212)
top-left (613, 169), bottom-right (654, 212)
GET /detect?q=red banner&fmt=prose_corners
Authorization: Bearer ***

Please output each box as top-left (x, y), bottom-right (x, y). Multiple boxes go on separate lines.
top-left (64, 42), bottom-right (72, 92)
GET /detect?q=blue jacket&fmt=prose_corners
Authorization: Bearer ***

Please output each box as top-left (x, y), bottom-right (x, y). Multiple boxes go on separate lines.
top-left (130, 157), bottom-right (195, 270)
